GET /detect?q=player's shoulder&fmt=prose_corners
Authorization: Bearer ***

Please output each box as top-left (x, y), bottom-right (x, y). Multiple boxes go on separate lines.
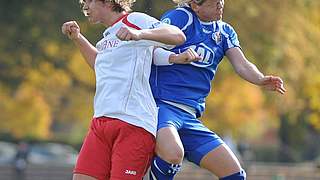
top-left (127, 12), bottom-right (155, 22)
top-left (217, 20), bottom-right (237, 35)
top-left (217, 21), bottom-right (234, 30)
top-left (161, 7), bottom-right (194, 30)
top-left (125, 12), bottom-right (159, 29)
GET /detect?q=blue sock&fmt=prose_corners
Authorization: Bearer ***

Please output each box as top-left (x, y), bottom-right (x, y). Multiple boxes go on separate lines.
top-left (149, 156), bottom-right (181, 180)
top-left (220, 169), bottom-right (246, 180)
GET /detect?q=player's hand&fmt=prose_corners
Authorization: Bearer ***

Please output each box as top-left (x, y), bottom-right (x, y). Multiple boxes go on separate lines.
top-left (259, 75), bottom-right (286, 94)
top-left (169, 48), bottom-right (202, 64)
top-left (116, 26), bottom-right (142, 41)
top-left (62, 21), bottom-right (80, 40)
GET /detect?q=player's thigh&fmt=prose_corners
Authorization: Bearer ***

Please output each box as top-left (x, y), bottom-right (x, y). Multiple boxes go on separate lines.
top-left (155, 126), bottom-right (184, 163)
top-left (155, 101), bottom-right (186, 163)
top-left (200, 143), bottom-right (242, 178)
top-left (110, 123), bottom-right (155, 180)
top-left (181, 120), bottom-right (223, 165)
top-left (74, 118), bottom-right (112, 180)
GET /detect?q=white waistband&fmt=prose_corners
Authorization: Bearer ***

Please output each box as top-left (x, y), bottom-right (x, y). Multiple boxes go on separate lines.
top-left (162, 100), bottom-right (196, 118)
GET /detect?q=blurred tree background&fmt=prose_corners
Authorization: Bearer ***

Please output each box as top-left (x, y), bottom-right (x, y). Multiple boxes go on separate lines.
top-left (0, 0), bottom-right (319, 162)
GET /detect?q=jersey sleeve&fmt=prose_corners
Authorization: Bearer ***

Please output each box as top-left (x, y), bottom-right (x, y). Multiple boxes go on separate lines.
top-left (221, 22), bottom-right (241, 52)
top-left (126, 12), bottom-right (162, 30)
top-left (160, 8), bottom-right (190, 31)
top-left (126, 12), bottom-right (175, 49)
top-left (153, 48), bottom-right (175, 66)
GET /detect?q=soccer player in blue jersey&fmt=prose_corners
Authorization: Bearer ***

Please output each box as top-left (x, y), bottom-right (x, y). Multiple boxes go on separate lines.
top-left (149, 0), bottom-right (286, 179)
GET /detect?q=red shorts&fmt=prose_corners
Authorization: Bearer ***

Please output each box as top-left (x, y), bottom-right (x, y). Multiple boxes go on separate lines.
top-left (74, 117), bottom-right (155, 180)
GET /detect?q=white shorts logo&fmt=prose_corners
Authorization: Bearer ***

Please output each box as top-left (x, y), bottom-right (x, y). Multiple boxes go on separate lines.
top-left (125, 170), bottom-right (137, 176)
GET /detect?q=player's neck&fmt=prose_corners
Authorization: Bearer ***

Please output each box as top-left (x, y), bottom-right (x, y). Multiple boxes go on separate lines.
top-left (101, 11), bottom-right (128, 27)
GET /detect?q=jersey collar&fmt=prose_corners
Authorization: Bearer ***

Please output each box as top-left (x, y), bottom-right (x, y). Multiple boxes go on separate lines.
top-left (103, 13), bottom-right (129, 37)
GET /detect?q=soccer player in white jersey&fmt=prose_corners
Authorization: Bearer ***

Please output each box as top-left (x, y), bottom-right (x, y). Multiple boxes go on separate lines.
top-left (149, 0), bottom-right (286, 180)
top-left (61, 0), bottom-right (188, 179)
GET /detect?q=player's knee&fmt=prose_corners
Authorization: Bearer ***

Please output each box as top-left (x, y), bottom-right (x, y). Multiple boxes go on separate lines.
top-left (220, 169), bottom-right (246, 180)
top-left (157, 148), bottom-right (184, 164)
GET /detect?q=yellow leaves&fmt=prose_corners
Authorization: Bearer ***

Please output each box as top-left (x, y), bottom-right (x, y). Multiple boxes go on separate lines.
top-left (0, 62), bottom-right (74, 139)
top-left (26, 62), bottom-right (72, 108)
top-left (202, 76), bottom-right (267, 140)
top-left (244, 3), bottom-right (259, 18)
top-left (0, 84), bottom-right (13, 128)
top-left (13, 84), bottom-right (52, 139)
top-left (307, 80), bottom-right (320, 111)
top-left (67, 51), bottom-right (95, 87)
top-left (0, 57), bottom-right (95, 140)
top-left (303, 74), bottom-right (320, 132)
top-left (271, 1), bottom-right (320, 132)
top-left (308, 113), bottom-right (320, 131)
top-left (276, 1), bottom-right (320, 75)
top-left (275, 85), bottom-right (304, 116)
top-left (44, 41), bottom-right (60, 58)
top-left (57, 88), bottom-right (93, 126)
top-left (0, 83), bottom-right (51, 139)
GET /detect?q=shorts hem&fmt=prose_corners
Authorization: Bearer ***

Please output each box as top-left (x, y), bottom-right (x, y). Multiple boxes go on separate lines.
top-left (188, 139), bottom-right (224, 166)
top-left (73, 168), bottom-right (105, 180)
top-left (157, 123), bottom-right (177, 131)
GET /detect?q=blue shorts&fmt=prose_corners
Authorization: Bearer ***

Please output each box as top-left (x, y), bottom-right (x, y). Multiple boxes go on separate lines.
top-left (156, 101), bottom-right (224, 166)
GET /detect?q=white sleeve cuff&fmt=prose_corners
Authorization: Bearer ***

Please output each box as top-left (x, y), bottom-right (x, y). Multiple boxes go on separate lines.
top-left (153, 48), bottom-right (175, 66)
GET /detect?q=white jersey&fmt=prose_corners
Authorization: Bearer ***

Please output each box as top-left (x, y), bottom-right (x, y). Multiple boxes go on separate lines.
top-left (93, 12), bottom-right (173, 137)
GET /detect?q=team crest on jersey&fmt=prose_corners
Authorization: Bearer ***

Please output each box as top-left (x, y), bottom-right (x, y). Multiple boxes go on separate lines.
top-left (161, 18), bottom-right (171, 25)
top-left (212, 31), bottom-right (222, 44)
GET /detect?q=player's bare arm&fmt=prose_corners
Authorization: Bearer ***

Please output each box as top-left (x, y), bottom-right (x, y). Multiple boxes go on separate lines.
top-left (169, 48), bottom-right (202, 64)
top-left (226, 47), bottom-right (286, 94)
top-left (153, 48), bottom-right (201, 65)
top-left (116, 26), bottom-right (186, 45)
top-left (62, 21), bottom-right (97, 69)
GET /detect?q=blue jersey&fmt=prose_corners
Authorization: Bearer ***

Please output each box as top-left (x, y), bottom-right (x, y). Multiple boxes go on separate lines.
top-left (150, 7), bottom-right (240, 117)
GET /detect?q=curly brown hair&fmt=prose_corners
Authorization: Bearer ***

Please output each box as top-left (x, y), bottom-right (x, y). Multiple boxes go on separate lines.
top-left (79, 0), bottom-right (136, 14)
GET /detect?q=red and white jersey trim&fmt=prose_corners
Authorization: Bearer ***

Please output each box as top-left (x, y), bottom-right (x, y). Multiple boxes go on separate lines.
top-left (122, 14), bottom-right (141, 30)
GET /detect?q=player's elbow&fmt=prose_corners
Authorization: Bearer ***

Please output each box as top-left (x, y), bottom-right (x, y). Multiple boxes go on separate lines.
top-left (177, 33), bottom-right (186, 44)
top-left (172, 26), bottom-right (186, 45)
top-left (172, 32), bottom-right (186, 45)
